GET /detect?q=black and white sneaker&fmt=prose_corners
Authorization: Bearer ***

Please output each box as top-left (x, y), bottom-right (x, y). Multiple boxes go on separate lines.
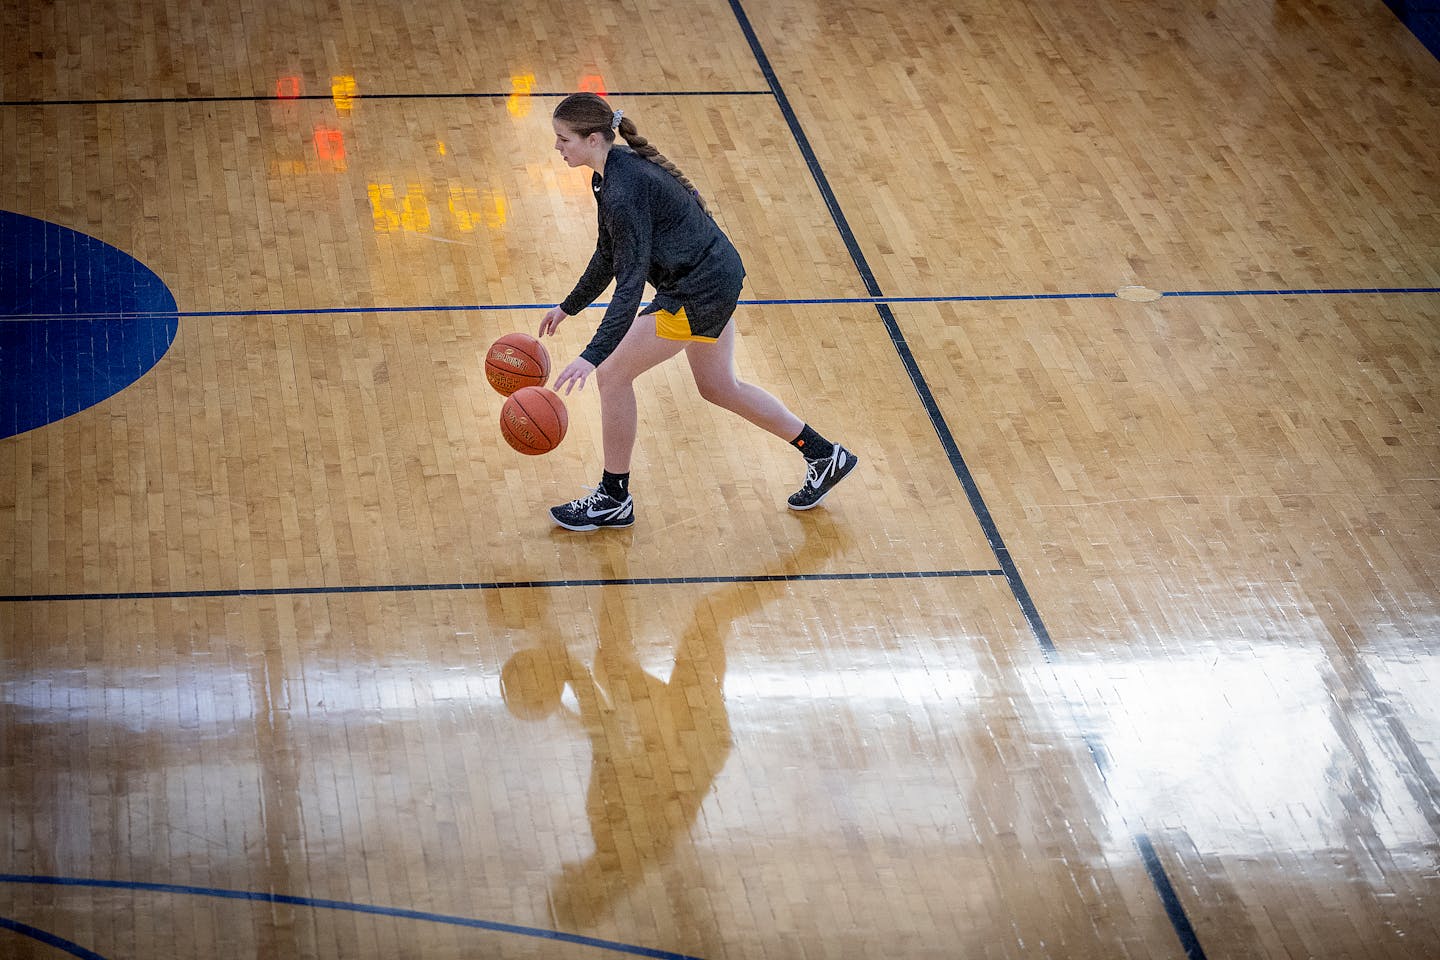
top-left (788, 445), bottom-right (858, 510)
top-left (550, 486), bottom-right (636, 530)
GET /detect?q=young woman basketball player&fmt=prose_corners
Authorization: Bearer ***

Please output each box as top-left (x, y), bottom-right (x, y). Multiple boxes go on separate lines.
top-left (539, 92), bottom-right (856, 531)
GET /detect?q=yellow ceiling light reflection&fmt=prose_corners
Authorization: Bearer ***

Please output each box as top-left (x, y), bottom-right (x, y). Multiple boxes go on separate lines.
top-left (332, 75), bottom-right (358, 113)
top-left (449, 184), bottom-right (506, 231)
top-left (369, 181), bottom-right (507, 234)
top-left (508, 73), bottom-right (535, 118)
top-left (367, 183), bottom-right (431, 233)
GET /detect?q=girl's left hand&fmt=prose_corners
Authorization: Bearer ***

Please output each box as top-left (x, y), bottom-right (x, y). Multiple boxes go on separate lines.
top-left (553, 357), bottom-right (596, 395)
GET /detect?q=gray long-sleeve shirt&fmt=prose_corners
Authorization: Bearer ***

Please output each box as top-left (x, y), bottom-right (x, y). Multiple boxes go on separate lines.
top-left (560, 147), bottom-right (745, 366)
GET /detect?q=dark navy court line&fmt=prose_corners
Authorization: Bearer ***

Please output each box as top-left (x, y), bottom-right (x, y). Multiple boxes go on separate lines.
top-left (725, 0), bottom-right (1056, 659)
top-left (0, 914), bottom-right (110, 960)
top-left (1134, 836), bottom-right (1206, 959)
top-left (0, 568), bottom-right (1003, 604)
top-left (3, 286), bottom-right (1436, 323)
top-left (723, 0), bottom-right (1204, 955)
top-left (0, 90), bottom-right (772, 108)
top-left (0, 875), bottom-right (700, 960)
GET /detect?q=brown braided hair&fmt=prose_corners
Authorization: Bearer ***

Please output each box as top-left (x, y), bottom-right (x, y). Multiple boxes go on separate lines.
top-left (552, 92), bottom-right (710, 214)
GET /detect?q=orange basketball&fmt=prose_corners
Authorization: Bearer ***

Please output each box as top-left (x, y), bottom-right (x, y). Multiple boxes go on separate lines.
top-left (500, 386), bottom-right (568, 455)
top-left (485, 332), bottom-right (550, 396)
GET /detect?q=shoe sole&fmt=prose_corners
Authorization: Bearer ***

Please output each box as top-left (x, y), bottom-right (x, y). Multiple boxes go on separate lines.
top-left (551, 514), bottom-right (636, 531)
top-left (788, 454), bottom-right (859, 511)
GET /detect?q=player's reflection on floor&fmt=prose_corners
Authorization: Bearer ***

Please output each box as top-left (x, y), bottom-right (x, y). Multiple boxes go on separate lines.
top-left (501, 524), bottom-right (844, 930)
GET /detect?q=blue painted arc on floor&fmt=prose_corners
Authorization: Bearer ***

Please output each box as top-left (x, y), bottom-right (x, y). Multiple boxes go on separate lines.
top-left (0, 211), bottom-right (178, 440)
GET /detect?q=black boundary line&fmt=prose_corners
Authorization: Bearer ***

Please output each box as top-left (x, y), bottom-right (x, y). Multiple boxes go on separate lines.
top-left (722, 0), bottom-right (1213, 957)
top-left (0, 90), bottom-right (771, 108)
top-left (1135, 836), bottom-right (1206, 959)
top-left (0, 568), bottom-right (1002, 604)
top-left (723, 0), bottom-right (1055, 661)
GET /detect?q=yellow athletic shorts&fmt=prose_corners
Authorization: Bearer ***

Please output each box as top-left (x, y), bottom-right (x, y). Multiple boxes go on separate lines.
top-left (652, 306), bottom-right (720, 343)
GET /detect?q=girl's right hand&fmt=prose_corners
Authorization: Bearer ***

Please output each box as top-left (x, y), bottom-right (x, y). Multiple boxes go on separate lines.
top-left (538, 306), bottom-right (569, 337)
top-left (553, 357), bottom-right (596, 395)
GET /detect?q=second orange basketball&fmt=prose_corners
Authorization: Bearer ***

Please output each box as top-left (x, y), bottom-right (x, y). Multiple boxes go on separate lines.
top-left (485, 332), bottom-right (551, 396)
top-left (500, 386), bottom-right (568, 455)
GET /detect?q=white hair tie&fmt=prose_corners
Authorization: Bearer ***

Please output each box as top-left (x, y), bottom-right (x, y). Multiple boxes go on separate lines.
top-left (611, 109), bottom-right (624, 131)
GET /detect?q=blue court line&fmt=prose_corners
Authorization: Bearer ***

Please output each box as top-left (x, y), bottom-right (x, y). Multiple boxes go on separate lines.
top-left (0, 90), bottom-right (772, 107)
top-left (3, 286), bottom-right (1433, 323)
top-left (0, 914), bottom-right (110, 960)
top-left (1134, 837), bottom-right (1206, 959)
top-left (1382, 0), bottom-right (1440, 60)
top-left (0, 875), bottom-right (702, 960)
top-left (1164, 286), bottom-right (1439, 298)
top-left (0, 568), bottom-right (1003, 604)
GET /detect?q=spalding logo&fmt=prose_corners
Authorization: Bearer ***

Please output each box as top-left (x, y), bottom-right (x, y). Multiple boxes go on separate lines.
top-left (492, 349), bottom-right (528, 370)
top-left (504, 407), bottom-right (539, 443)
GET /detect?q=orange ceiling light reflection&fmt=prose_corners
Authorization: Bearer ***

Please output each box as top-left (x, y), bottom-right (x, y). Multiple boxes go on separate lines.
top-left (313, 126), bottom-right (346, 171)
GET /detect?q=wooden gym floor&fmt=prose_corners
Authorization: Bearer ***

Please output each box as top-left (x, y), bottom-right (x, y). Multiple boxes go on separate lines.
top-left (2, 0), bottom-right (1438, 957)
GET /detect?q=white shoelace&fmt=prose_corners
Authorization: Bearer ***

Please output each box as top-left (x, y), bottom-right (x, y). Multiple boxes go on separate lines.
top-left (804, 450), bottom-right (837, 485)
top-left (566, 485), bottom-right (606, 509)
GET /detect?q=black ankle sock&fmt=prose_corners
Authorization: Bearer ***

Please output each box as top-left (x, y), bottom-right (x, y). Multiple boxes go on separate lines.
top-left (601, 470), bottom-right (630, 499)
top-left (790, 424), bottom-right (834, 460)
